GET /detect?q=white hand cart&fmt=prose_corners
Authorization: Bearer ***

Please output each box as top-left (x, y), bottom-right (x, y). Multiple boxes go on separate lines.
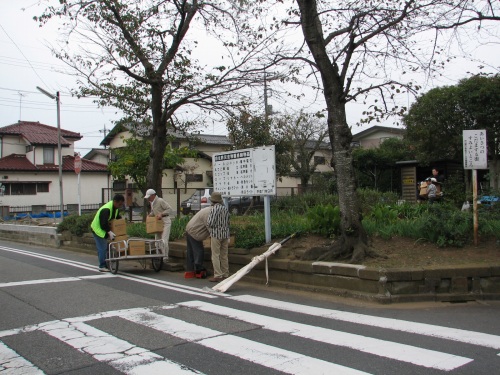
top-left (106, 237), bottom-right (165, 274)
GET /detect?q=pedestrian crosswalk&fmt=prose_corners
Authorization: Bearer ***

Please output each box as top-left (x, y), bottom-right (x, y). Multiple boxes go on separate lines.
top-left (1, 295), bottom-right (499, 374)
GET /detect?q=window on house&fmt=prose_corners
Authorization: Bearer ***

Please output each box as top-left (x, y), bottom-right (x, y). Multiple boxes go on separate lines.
top-left (314, 156), bottom-right (326, 165)
top-left (350, 141), bottom-right (360, 148)
top-left (380, 137), bottom-right (391, 143)
top-left (43, 147), bottom-right (55, 164)
top-left (113, 180), bottom-right (127, 190)
top-left (26, 145), bottom-right (33, 153)
top-left (186, 174), bottom-right (203, 182)
top-left (171, 141), bottom-right (180, 149)
top-left (9, 183), bottom-right (37, 195)
top-left (37, 183), bottom-right (49, 193)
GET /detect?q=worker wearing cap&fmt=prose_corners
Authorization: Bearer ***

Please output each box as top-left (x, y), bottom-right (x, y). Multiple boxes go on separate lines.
top-left (145, 188), bottom-right (172, 259)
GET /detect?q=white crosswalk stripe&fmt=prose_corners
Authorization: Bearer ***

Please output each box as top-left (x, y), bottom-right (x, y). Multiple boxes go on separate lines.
top-left (179, 300), bottom-right (473, 371)
top-left (0, 342), bottom-right (43, 374)
top-left (230, 295), bottom-right (500, 350)
top-left (0, 298), bottom-right (498, 374)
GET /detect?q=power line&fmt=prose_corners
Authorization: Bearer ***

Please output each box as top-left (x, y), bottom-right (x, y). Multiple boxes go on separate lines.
top-left (0, 24), bottom-right (51, 90)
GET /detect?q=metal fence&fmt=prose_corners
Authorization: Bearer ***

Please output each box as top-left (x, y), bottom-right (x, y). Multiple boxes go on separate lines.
top-left (2, 186), bottom-right (329, 221)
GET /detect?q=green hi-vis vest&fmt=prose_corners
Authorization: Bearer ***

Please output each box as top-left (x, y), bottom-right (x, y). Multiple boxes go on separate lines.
top-left (91, 200), bottom-right (119, 238)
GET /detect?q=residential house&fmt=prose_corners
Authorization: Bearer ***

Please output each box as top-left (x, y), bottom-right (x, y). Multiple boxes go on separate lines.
top-left (101, 125), bottom-right (334, 206)
top-left (351, 125), bottom-right (405, 149)
top-left (0, 121), bottom-right (110, 214)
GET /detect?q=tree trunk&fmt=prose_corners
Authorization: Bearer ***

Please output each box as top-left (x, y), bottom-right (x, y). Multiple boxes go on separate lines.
top-left (146, 82), bottom-right (168, 198)
top-left (296, 0), bottom-right (377, 263)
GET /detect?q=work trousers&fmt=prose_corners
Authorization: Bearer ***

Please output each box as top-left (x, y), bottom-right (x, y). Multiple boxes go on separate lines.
top-left (154, 217), bottom-right (171, 258)
top-left (185, 233), bottom-right (206, 272)
top-left (211, 237), bottom-right (229, 278)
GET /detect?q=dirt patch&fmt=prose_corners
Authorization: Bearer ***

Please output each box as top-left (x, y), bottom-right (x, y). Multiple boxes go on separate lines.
top-left (279, 234), bottom-right (500, 268)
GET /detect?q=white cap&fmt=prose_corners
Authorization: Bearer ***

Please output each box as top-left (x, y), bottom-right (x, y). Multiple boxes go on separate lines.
top-left (430, 178), bottom-right (437, 183)
top-left (144, 189), bottom-right (156, 199)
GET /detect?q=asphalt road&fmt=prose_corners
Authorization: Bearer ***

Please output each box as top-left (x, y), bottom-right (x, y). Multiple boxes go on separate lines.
top-left (1, 239), bottom-right (499, 375)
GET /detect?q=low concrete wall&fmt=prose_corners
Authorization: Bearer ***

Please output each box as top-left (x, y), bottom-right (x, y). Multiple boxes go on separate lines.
top-left (1, 225), bottom-right (499, 304)
top-left (0, 223), bottom-right (61, 248)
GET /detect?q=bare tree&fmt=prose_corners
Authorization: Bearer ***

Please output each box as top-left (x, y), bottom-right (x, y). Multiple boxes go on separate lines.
top-left (36, 0), bottom-right (287, 197)
top-left (277, 112), bottom-right (329, 190)
top-left (266, 0), bottom-right (499, 262)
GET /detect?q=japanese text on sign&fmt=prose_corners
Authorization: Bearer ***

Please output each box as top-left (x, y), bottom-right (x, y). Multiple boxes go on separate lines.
top-left (463, 130), bottom-right (487, 170)
top-left (213, 145), bottom-right (276, 197)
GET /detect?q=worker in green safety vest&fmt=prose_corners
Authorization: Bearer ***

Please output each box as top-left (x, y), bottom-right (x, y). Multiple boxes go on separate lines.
top-left (91, 194), bottom-right (125, 271)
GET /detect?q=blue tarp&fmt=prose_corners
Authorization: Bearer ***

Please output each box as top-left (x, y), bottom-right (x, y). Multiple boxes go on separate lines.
top-left (3, 211), bottom-right (69, 221)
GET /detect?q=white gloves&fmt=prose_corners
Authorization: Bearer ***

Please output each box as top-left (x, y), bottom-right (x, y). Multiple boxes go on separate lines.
top-left (108, 231), bottom-right (116, 240)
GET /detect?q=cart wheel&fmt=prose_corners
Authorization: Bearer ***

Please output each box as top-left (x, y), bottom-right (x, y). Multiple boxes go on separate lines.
top-left (107, 259), bottom-right (119, 274)
top-left (152, 257), bottom-right (163, 272)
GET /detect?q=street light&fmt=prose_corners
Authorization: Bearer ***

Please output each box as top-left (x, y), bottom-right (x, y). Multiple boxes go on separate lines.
top-left (36, 86), bottom-right (64, 221)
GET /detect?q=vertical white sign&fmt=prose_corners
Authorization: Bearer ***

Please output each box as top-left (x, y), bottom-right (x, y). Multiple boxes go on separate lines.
top-left (463, 130), bottom-right (487, 170)
top-left (213, 145), bottom-right (276, 196)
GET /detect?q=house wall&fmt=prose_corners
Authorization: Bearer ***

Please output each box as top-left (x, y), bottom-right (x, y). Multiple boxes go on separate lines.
top-left (2, 135), bottom-right (26, 156)
top-left (357, 130), bottom-right (403, 149)
top-left (2, 134), bottom-right (75, 164)
top-left (0, 172), bottom-right (109, 208)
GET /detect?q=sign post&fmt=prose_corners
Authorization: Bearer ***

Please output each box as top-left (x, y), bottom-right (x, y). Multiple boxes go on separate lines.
top-left (463, 130), bottom-right (487, 246)
top-left (74, 155), bottom-right (82, 216)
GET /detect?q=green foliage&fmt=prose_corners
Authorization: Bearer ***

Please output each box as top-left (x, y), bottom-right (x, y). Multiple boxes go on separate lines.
top-left (109, 135), bottom-right (197, 192)
top-left (271, 192), bottom-right (338, 214)
top-left (57, 213), bottom-right (94, 236)
top-left (357, 188), bottom-right (399, 215)
top-left (306, 204), bottom-right (340, 237)
top-left (226, 111), bottom-right (292, 178)
top-left (353, 138), bottom-right (415, 192)
top-left (404, 74), bottom-right (500, 164)
top-left (125, 222), bottom-right (155, 239)
top-left (367, 204), bottom-right (398, 224)
top-left (420, 205), bottom-right (472, 247)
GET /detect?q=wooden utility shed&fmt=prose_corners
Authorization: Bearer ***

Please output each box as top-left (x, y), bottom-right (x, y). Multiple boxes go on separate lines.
top-left (396, 160), bottom-right (465, 202)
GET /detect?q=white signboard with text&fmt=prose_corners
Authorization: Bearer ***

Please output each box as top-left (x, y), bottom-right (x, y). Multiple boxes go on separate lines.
top-left (213, 145), bottom-right (276, 197)
top-left (463, 130), bottom-right (487, 170)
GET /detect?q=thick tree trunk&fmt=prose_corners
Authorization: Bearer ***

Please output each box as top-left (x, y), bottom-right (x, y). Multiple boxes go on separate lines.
top-left (146, 82), bottom-right (168, 198)
top-left (296, 0), bottom-right (377, 263)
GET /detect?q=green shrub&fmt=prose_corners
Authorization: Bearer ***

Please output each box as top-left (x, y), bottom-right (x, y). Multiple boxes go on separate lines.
top-left (419, 205), bottom-right (472, 247)
top-left (306, 204), bottom-right (340, 237)
top-left (57, 213), bottom-right (94, 236)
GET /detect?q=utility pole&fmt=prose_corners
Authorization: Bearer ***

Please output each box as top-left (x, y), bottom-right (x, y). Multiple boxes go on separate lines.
top-left (18, 92), bottom-right (25, 120)
top-left (99, 125), bottom-right (109, 148)
top-left (37, 86), bottom-right (64, 221)
top-left (264, 73), bottom-right (273, 122)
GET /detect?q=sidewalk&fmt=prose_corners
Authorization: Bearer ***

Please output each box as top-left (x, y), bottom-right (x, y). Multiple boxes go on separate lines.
top-left (0, 222), bottom-right (499, 304)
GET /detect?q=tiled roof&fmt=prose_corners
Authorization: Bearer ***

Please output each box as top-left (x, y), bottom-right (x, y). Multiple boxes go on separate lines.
top-left (0, 154), bottom-right (108, 173)
top-left (0, 121), bottom-right (82, 146)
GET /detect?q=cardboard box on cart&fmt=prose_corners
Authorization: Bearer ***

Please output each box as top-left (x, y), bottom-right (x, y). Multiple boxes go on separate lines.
top-left (110, 218), bottom-right (127, 236)
top-left (146, 216), bottom-right (164, 234)
top-left (128, 240), bottom-right (146, 256)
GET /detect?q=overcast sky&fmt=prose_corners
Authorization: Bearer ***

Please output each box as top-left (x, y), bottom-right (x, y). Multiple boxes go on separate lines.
top-left (1, 1), bottom-right (498, 156)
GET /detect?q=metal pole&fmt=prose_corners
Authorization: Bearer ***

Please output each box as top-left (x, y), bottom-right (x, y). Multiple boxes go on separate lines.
top-left (37, 87), bottom-right (64, 221)
top-left (56, 92), bottom-right (64, 221)
top-left (473, 169), bottom-right (478, 246)
top-left (264, 195), bottom-right (271, 243)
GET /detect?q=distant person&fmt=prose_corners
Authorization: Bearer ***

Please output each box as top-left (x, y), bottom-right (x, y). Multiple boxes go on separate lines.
top-left (426, 178), bottom-right (437, 204)
top-left (145, 189), bottom-right (172, 260)
top-left (431, 168), bottom-right (445, 184)
top-left (207, 192), bottom-right (230, 282)
top-left (184, 206), bottom-right (212, 279)
top-left (90, 194), bottom-right (124, 272)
